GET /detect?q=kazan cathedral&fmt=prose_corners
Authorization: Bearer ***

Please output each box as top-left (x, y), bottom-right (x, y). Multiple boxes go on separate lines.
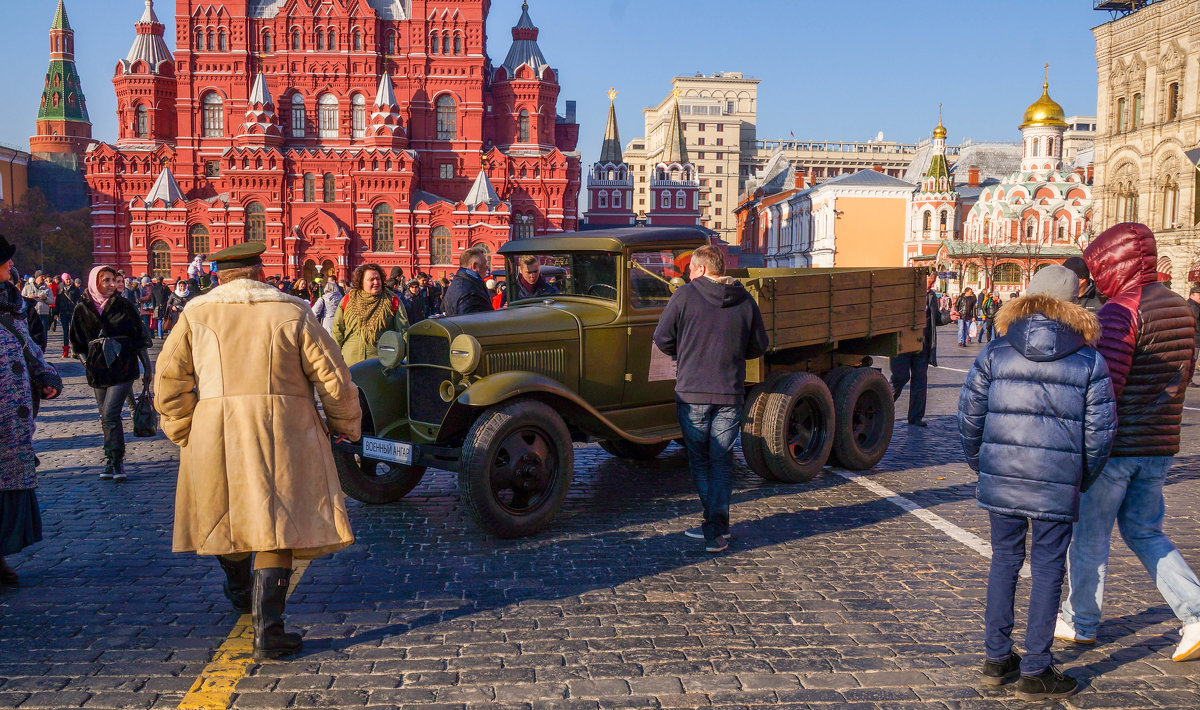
top-left (911, 73), bottom-right (1094, 296)
top-left (84, 0), bottom-right (581, 281)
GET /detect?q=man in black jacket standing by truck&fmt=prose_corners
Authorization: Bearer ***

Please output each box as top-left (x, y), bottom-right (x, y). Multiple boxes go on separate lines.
top-left (890, 270), bottom-right (943, 427)
top-left (654, 245), bottom-right (768, 553)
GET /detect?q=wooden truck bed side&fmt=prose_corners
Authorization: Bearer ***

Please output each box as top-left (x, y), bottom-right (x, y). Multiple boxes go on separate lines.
top-left (732, 267), bottom-right (925, 355)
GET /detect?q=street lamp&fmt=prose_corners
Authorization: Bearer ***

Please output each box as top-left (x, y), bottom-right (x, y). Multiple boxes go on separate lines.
top-left (37, 225), bottom-right (61, 272)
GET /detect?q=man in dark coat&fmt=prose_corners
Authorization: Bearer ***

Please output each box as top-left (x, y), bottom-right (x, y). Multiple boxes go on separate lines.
top-left (889, 270), bottom-right (943, 427)
top-left (442, 247), bottom-right (493, 317)
top-left (954, 288), bottom-right (977, 346)
top-left (1057, 223), bottom-right (1200, 664)
top-left (511, 255), bottom-right (559, 301)
top-left (959, 265), bottom-right (1115, 700)
top-left (653, 246), bottom-right (768, 554)
top-left (1062, 256), bottom-right (1103, 312)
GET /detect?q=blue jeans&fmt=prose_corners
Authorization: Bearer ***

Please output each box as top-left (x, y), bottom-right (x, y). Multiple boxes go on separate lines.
top-left (1061, 456), bottom-right (1200, 637)
top-left (676, 402), bottom-right (741, 543)
top-left (958, 317), bottom-right (974, 345)
top-left (986, 513), bottom-right (1073, 676)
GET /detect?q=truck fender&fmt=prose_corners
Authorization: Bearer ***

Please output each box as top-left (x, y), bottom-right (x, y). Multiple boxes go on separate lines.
top-left (457, 371), bottom-right (659, 444)
top-left (349, 359), bottom-right (408, 440)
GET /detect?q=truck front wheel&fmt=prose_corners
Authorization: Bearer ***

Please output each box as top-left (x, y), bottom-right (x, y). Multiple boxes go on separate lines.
top-left (458, 399), bottom-right (575, 539)
top-left (333, 446), bottom-right (427, 504)
top-left (831, 368), bottom-right (894, 470)
top-left (760, 373), bottom-right (835, 483)
top-left (598, 439), bottom-right (669, 460)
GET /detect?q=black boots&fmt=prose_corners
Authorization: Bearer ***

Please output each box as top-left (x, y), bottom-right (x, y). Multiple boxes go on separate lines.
top-left (1015, 665), bottom-right (1078, 701)
top-left (252, 568), bottom-right (302, 660)
top-left (981, 652), bottom-right (1021, 686)
top-left (217, 556), bottom-right (252, 614)
top-left (100, 457), bottom-right (115, 481)
top-left (0, 557), bottom-right (18, 586)
top-left (99, 455), bottom-right (126, 481)
top-left (112, 458), bottom-right (126, 482)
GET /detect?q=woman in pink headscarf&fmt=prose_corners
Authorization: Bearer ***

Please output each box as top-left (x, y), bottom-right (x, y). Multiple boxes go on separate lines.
top-left (69, 266), bottom-right (152, 481)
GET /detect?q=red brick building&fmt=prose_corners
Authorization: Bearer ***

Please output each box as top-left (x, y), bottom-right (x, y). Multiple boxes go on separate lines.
top-left (85, 0), bottom-right (581, 281)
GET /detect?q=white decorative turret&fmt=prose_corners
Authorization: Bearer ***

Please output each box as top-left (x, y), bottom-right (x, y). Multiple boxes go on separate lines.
top-left (1019, 64), bottom-right (1068, 174)
top-left (236, 73), bottom-right (282, 145)
top-left (366, 72), bottom-right (406, 148)
top-left (464, 171), bottom-right (502, 211)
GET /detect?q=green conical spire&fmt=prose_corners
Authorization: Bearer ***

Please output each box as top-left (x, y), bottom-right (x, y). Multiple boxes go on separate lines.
top-left (37, 0), bottom-right (89, 124)
top-left (52, 0), bottom-right (70, 31)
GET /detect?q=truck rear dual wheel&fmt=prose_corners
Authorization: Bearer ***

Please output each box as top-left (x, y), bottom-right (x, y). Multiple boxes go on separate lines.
top-left (741, 371), bottom-right (789, 481)
top-left (598, 439), bottom-right (669, 460)
top-left (333, 442), bottom-right (428, 504)
top-left (459, 399), bottom-right (575, 539)
top-left (830, 368), bottom-right (894, 471)
top-left (759, 373), bottom-right (836, 483)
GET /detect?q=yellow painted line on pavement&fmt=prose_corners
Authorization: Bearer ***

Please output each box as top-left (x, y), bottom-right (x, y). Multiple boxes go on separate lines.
top-left (177, 560), bottom-right (310, 710)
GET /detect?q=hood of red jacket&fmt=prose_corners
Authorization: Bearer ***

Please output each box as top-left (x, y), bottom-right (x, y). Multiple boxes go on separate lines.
top-left (1083, 222), bottom-right (1159, 299)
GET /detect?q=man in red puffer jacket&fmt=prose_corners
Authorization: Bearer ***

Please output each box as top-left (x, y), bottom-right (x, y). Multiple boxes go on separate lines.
top-left (1056, 222), bottom-right (1200, 663)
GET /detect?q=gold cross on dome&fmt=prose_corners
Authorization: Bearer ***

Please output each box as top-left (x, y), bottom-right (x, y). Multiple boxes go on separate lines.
top-left (672, 88), bottom-right (681, 100)
top-left (608, 87), bottom-right (618, 101)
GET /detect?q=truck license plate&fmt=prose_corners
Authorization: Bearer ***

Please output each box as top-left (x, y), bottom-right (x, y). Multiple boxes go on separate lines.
top-left (362, 437), bottom-right (414, 465)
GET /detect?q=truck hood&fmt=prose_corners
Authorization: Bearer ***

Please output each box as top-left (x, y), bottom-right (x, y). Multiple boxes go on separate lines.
top-left (424, 299), bottom-right (618, 342)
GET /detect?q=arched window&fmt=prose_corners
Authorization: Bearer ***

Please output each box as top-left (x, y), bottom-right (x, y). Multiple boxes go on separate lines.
top-left (1132, 93), bottom-right (1143, 128)
top-left (263, 32), bottom-right (272, 53)
top-left (323, 173), bottom-right (335, 203)
top-left (194, 31), bottom-right (204, 52)
top-left (218, 29), bottom-right (227, 52)
top-left (612, 190), bottom-right (622, 209)
top-left (993, 263), bottom-right (1021, 284)
top-left (353, 30), bottom-right (363, 52)
top-left (188, 225), bottom-right (210, 258)
top-left (303, 173), bottom-right (315, 202)
top-left (328, 30), bottom-right (337, 51)
top-left (207, 30), bottom-right (214, 51)
top-left (150, 240), bottom-right (172, 278)
top-left (291, 28), bottom-right (301, 50)
top-left (983, 216), bottom-right (991, 238)
top-left (318, 94), bottom-right (338, 138)
top-left (442, 33), bottom-right (451, 53)
top-left (315, 29), bottom-right (324, 51)
top-left (966, 264), bottom-right (978, 284)
top-left (1163, 178), bottom-right (1179, 228)
top-left (135, 104), bottom-right (148, 138)
top-left (922, 211), bottom-right (931, 231)
top-left (518, 109), bottom-right (530, 142)
top-left (431, 226), bottom-right (452, 264)
top-left (1116, 97), bottom-right (1127, 132)
top-left (454, 34), bottom-right (462, 54)
top-left (352, 94), bottom-right (366, 139)
top-left (514, 213), bottom-right (535, 240)
top-left (373, 204), bottom-right (394, 252)
top-left (675, 190), bottom-right (686, 208)
top-left (436, 95), bottom-right (457, 140)
top-left (291, 94), bottom-right (305, 137)
top-left (939, 211), bottom-right (948, 230)
top-left (245, 202), bottom-right (266, 242)
top-left (1167, 82), bottom-right (1181, 121)
top-left (1025, 222), bottom-right (1035, 241)
top-left (597, 191), bottom-right (608, 209)
top-left (386, 31), bottom-right (396, 55)
top-left (202, 93), bottom-right (224, 137)
top-left (429, 33), bottom-right (439, 54)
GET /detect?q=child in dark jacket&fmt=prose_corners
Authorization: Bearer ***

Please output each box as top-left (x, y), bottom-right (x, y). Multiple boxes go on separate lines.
top-left (958, 265), bottom-right (1117, 701)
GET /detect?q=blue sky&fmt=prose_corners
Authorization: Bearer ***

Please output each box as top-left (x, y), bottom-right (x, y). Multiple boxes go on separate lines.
top-left (1, 0), bottom-right (1107, 167)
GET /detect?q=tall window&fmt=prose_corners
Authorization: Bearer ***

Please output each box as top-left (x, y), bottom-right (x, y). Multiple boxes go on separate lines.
top-left (1167, 82), bottom-right (1181, 121)
top-left (207, 30), bottom-right (214, 51)
top-left (1132, 93), bottom-right (1143, 128)
top-left (291, 94), bottom-right (305, 137)
top-left (135, 105), bottom-right (148, 138)
top-left (291, 29), bottom-right (301, 49)
top-left (436, 95), bottom-right (457, 140)
top-left (195, 30), bottom-right (203, 52)
top-left (318, 94), bottom-right (338, 138)
top-left (353, 30), bottom-right (363, 51)
top-left (1116, 97), bottom-right (1127, 132)
top-left (431, 226), bottom-right (452, 264)
top-left (454, 34), bottom-right (462, 54)
top-left (303, 173), bottom-right (315, 202)
top-left (518, 110), bottom-right (530, 142)
top-left (442, 33), bottom-right (450, 53)
top-left (939, 211), bottom-right (948, 230)
top-left (514, 214), bottom-right (534, 239)
top-left (218, 29), bottom-right (227, 52)
top-left (373, 204), bottom-right (394, 252)
top-left (188, 225), bottom-right (210, 258)
top-left (315, 29), bottom-right (324, 51)
top-left (150, 240), bottom-right (172, 277)
top-left (613, 191), bottom-right (622, 208)
top-left (352, 94), bottom-right (365, 139)
top-left (993, 263), bottom-right (1021, 284)
top-left (429, 33), bottom-right (439, 54)
top-left (323, 173), bottom-right (335, 203)
top-left (328, 30), bottom-right (337, 51)
top-left (386, 31), bottom-right (396, 55)
top-left (263, 32), bottom-right (272, 53)
top-left (202, 93), bottom-right (223, 137)
top-left (245, 202), bottom-right (266, 242)
top-left (922, 211), bottom-right (931, 231)
top-left (1164, 178), bottom-right (1179, 228)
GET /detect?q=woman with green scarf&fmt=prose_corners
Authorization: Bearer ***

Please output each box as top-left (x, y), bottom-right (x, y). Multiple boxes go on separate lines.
top-left (332, 263), bottom-right (407, 366)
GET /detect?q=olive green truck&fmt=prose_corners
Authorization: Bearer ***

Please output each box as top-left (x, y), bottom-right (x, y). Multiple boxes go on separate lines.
top-left (333, 227), bottom-right (926, 538)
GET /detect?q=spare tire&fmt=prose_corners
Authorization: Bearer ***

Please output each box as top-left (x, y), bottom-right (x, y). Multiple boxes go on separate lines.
top-left (831, 367), bottom-right (894, 471)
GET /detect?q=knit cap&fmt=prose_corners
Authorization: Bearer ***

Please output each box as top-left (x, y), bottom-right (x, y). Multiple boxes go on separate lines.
top-left (1025, 265), bottom-right (1078, 304)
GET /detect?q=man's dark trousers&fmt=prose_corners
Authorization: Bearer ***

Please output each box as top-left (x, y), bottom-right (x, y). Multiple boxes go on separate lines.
top-left (676, 402), bottom-right (741, 543)
top-left (985, 512), bottom-right (1073, 676)
top-left (889, 351), bottom-right (929, 423)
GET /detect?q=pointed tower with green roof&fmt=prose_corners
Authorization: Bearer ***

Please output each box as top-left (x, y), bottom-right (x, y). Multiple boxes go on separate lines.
top-left (911, 108), bottom-right (960, 245)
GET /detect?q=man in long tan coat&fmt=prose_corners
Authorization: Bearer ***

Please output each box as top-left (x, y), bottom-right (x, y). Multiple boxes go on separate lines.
top-left (155, 242), bottom-right (360, 660)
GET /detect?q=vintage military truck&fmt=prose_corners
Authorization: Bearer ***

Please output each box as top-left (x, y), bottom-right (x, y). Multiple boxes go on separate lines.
top-left (332, 227), bottom-right (926, 538)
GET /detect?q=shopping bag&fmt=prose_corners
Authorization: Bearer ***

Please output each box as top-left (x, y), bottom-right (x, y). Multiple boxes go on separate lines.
top-left (968, 320), bottom-right (978, 340)
top-left (133, 384), bottom-right (158, 438)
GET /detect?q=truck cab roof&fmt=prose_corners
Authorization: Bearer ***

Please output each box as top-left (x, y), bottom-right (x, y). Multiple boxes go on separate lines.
top-left (497, 226), bottom-right (713, 255)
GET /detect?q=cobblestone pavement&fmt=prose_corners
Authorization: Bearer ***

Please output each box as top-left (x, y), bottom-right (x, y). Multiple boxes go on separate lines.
top-left (3, 327), bottom-right (1200, 709)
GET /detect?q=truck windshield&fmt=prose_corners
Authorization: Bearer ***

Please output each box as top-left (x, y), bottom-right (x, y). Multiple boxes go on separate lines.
top-left (505, 252), bottom-right (620, 302)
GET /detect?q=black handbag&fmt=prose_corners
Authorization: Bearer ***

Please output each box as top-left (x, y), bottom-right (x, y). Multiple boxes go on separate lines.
top-left (133, 383), bottom-right (158, 437)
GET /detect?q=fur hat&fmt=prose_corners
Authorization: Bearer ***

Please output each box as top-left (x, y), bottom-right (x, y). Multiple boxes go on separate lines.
top-left (1025, 265), bottom-right (1079, 304)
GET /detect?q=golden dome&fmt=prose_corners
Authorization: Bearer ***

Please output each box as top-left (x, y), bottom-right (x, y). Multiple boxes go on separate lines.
top-left (932, 118), bottom-right (947, 139)
top-left (1020, 81), bottom-right (1068, 130)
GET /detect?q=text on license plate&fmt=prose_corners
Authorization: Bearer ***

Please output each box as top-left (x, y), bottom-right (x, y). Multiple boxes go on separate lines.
top-left (361, 437), bottom-right (414, 465)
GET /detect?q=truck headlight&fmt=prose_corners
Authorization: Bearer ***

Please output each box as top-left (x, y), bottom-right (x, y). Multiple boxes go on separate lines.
top-left (449, 334), bottom-right (482, 374)
top-left (377, 330), bottom-right (406, 370)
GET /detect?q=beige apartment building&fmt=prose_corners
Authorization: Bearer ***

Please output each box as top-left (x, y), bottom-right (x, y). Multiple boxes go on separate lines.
top-left (1092, 0), bottom-right (1200, 288)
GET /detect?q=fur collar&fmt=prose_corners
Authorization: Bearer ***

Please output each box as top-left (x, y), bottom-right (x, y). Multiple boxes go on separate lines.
top-left (185, 278), bottom-right (309, 310)
top-left (994, 293), bottom-right (1100, 344)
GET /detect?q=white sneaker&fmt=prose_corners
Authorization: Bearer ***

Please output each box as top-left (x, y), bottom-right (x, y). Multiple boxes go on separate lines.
top-left (1054, 616), bottom-right (1095, 644)
top-left (1172, 622), bottom-right (1200, 662)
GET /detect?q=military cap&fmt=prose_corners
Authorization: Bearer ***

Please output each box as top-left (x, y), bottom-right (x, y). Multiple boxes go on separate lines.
top-left (210, 242), bottom-right (267, 268)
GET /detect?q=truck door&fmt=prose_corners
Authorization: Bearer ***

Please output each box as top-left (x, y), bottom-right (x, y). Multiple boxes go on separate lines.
top-left (622, 248), bottom-right (688, 408)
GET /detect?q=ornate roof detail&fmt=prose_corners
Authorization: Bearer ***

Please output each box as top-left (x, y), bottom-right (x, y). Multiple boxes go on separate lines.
top-left (366, 72), bottom-right (405, 147)
top-left (464, 171), bottom-right (502, 210)
top-left (374, 72), bottom-right (399, 109)
top-left (499, 2), bottom-right (551, 79)
top-left (52, 0), bottom-right (69, 30)
top-left (1020, 65), bottom-right (1068, 130)
top-left (145, 167), bottom-right (183, 204)
top-left (598, 90), bottom-right (623, 165)
top-left (122, 1), bottom-right (172, 74)
top-left (249, 0), bottom-right (407, 19)
top-left (659, 95), bottom-right (689, 166)
top-left (236, 74), bottom-right (281, 145)
top-left (248, 73), bottom-right (272, 108)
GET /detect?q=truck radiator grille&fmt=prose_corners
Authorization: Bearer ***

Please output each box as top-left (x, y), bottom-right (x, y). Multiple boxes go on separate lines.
top-left (409, 334), bottom-right (451, 367)
top-left (409, 367), bottom-right (452, 424)
top-left (484, 348), bottom-right (565, 381)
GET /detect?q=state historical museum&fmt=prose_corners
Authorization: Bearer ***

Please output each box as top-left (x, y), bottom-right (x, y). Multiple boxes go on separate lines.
top-left (86, 0), bottom-right (581, 281)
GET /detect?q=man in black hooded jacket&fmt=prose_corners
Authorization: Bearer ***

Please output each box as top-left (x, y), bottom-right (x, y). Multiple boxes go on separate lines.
top-left (654, 245), bottom-right (768, 553)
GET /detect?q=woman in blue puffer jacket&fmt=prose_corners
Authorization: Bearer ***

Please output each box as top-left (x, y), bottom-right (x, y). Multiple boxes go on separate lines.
top-left (958, 264), bottom-right (1117, 701)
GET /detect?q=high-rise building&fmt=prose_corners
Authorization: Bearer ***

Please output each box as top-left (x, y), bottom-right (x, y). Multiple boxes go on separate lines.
top-left (85, 0), bottom-right (581, 281)
top-left (28, 0), bottom-right (92, 212)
